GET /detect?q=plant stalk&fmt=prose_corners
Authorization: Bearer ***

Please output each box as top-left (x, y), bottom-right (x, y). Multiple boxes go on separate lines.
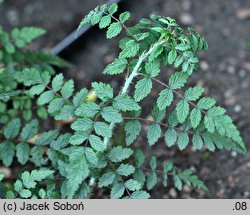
top-left (103, 39), bottom-right (166, 147)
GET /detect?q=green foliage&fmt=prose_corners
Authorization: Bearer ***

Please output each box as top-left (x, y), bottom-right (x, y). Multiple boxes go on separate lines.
top-left (11, 169), bottom-right (54, 199)
top-left (107, 146), bottom-right (133, 163)
top-left (125, 120), bottom-right (141, 145)
top-left (134, 78), bottom-right (152, 102)
top-left (0, 3), bottom-right (246, 200)
top-left (103, 58), bottom-right (128, 75)
top-left (11, 27), bottom-right (46, 48)
top-left (113, 94), bottom-right (140, 111)
top-left (157, 89), bottom-right (174, 110)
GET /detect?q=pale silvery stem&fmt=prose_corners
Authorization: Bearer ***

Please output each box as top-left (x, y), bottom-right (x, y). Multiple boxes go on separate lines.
top-left (103, 40), bottom-right (166, 147)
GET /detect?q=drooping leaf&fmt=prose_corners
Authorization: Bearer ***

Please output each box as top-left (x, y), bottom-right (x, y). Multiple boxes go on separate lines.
top-left (177, 132), bottom-right (189, 150)
top-left (37, 91), bottom-right (54, 105)
top-left (75, 102), bottom-right (100, 117)
top-left (107, 146), bottom-right (133, 163)
top-left (92, 82), bottom-right (113, 101)
top-left (190, 108), bottom-right (202, 128)
top-left (73, 88), bottom-right (88, 108)
top-left (69, 131), bottom-right (89, 145)
top-left (117, 164), bottom-right (135, 176)
top-left (134, 149), bottom-right (145, 167)
top-left (65, 148), bottom-right (89, 198)
top-left (85, 147), bottom-right (98, 166)
top-left (94, 122), bottom-right (112, 138)
top-left (197, 97), bottom-right (216, 110)
top-left (101, 107), bottom-right (123, 123)
top-left (169, 72), bottom-right (188, 90)
top-left (48, 98), bottom-right (64, 113)
top-left (130, 190), bottom-right (150, 199)
top-left (120, 40), bottom-right (140, 58)
top-left (147, 124), bottom-right (161, 146)
top-left (177, 170), bottom-right (208, 191)
top-left (192, 134), bottom-right (203, 150)
top-left (145, 60), bottom-right (160, 77)
top-left (21, 119), bottom-right (38, 141)
top-left (52, 74), bottom-right (64, 92)
top-left (157, 88), bottom-right (174, 110)
top-left (168, 49), bottom-right (177, 64)
top-left (0, 141), bottom-right (15, 166)
top-left (110, 183), bottom-right (125, 199)
top-left (125, 179), bottom-right (142, 191)
top-left (184, 87), bottom-right (204, 101)
top-left (113, 94), bottom-right (140, 111)
top-left (4, 118), bottom-right (21, 139)
top-left (71, 118), bottom-right (93, 131)
top-left (176, 99), bottom-right (190, 123)
top-left (16, 142), bottom-right (30, 165)
top-left (108, 3), bottom-right (118, 15)
top-left (99, 15), bottom-right (112, 29)
top-left (107, 22), bottom-right (122, 39)
top-left (125, 120), bottom-right (142, 145)
top-left (104, 58), bottom-right (128, 75)
top-left (134, 77), bottom-right (152, 102)
top-left (61, 80), bottom-right (74, 99)
top-left (98, 172), bottom-right (116, 188)
top-left (146, 172), bottom-right (157, 190)
top-left (164, 128), bottom-right (177, 147)
top-left (119, 12), bottom-right (131, 23)
top-left (89, 135), bottom-right (105, 152)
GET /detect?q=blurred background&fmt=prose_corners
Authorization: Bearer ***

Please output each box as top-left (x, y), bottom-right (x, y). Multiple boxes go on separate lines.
top-left (0, 0), bottom-right (250, 198)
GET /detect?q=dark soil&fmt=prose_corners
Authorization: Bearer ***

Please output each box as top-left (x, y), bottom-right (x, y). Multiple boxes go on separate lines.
top-left (1, 0), bottom-right (250, 198)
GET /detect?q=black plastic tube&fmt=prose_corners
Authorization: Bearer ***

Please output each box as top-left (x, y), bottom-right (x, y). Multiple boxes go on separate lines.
top-left (51, 0), bottom-right (122, 55)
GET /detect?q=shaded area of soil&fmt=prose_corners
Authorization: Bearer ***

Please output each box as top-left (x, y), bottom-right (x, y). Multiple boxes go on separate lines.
top-left (1, 0), bottom-right (250, 198)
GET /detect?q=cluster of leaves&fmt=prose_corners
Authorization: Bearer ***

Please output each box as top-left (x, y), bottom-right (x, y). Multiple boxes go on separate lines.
top-left (0, 169), bottom-right (55, 199)
top-left (0, 2), bottom-right (246, 199)
top-left (0, 22), bottom-right (69, 122)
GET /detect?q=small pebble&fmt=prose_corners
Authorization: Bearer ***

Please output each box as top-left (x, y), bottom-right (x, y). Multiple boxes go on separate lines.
top-left (169, 188), bottom-right (177, 198)
top-left (231, 151), bottom-right (237, 157)
top-left (104, 54), bottom-right (115, 64)
top-left (200, 61), bottom-right (209, 71)
top-left (224, 90), bottom-right (233, 98)
top-left (191, 146), bottom-right (197, 152)
top-left (246, 162), bottom-right (250, 168)
top-left (236, 8), bottom-right (250, 20)
top-left (227, 66), bottom-right (235, 74)
top-left (227, 175), bottom-right (233, 184)
top-left (234, 105), bottom-right (241, 113)
top-left (0, 167), bottom-right (11, 178)
top-left (216, 189), bottom-right (225, 198)
top-left (190, 166), bottom-right (196, 172)
top-left (197, 80), bottom-right (204, 87)
top-left (76, 70), bottom-right (86, 80)
top-left (179, 13), bottom-right (194, 25)
top-left (183, 185), bottom-right (192, 193)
